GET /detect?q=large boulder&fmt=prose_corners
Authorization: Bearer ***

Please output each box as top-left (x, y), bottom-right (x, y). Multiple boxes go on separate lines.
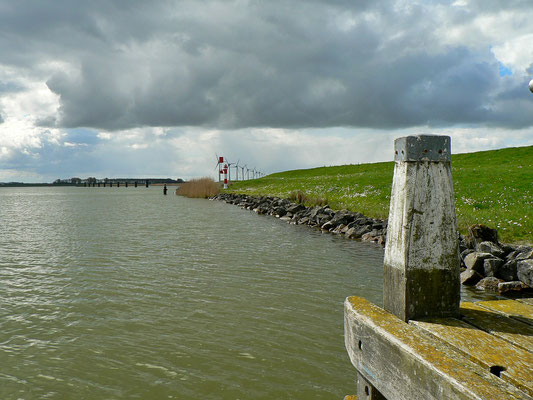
top-left (347, 224), bottom-right (372, 239)
top-left (298, 217), bottom-right (310, 225)
top-left (461, 269), bottom-right (483, 286)
top-left (496, 260), bottom-right (519, 282)
top-left (475, 277), bottom-right (502, 292)
top-left (476, 241), bottom-right (505, 259)
top-left (516, 247), bottom-right (533, 261)
top-left (287, 203), bottom-right (306, 214)
top-left (483, 258), bottom-right (504, 277)
top-left (329, 210), bottom-right (356, 226)
top-left (517, 259), bottom-right (533, 287)
top-left (463, 252), bottom-right (493, 273)
top-left (466, 224), bottom-right (498, 248)
top-left (498, 281), bottom-right (528, 294)
top-left (361, 230), bottom-right (382, 243)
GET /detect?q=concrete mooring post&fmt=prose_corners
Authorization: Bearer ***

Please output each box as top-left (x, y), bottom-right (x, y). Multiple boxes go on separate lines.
top-left (383, 135), bottom-right (460, 322)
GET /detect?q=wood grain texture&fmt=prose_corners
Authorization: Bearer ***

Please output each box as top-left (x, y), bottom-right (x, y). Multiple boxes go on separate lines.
top-left (460, 301), bottom-right (533, 352)
top-left (477, 300), bottom-right (533, 326)
top-left (345, 296), bottom-right (531, 400)
top-left (411, 317), bottom-right (533, 395)
top-left (383, 157), bottom-right (460, 321)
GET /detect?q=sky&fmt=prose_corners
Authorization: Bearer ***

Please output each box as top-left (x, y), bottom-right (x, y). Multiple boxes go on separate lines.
top-left (0, 0), bottom-right (532, 182)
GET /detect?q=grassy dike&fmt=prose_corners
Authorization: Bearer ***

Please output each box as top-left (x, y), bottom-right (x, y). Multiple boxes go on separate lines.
top-left (224, 146), bottom-right (532, 245)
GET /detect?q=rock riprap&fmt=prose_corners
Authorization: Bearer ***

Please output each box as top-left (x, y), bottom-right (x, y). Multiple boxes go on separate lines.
top-left (211, 193), bottom-right (387, 245)
top-left (459, 225), bottom-right (532, 294)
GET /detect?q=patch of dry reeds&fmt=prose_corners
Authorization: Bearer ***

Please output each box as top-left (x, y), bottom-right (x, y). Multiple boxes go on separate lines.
top-left (288, 190), bottom-right (328, 206)
top-left (175, 177), bottom-right (220, 198)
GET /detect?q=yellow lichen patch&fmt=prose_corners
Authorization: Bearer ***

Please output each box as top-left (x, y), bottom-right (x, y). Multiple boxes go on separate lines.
top-left (517, 298), bottom-right (533, 306)
top-left (345, 297), bottom-right (528, 399)
top-left (343, 396), bottom-right (357, 400)
top-left (412, 317), bottom-right (533, 395)
top-left (460, 302), bottom-right (533, 352)
top-left (476, 299), bottom-right (533, 325)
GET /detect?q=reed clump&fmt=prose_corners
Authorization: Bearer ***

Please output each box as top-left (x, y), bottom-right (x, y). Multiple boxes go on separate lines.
top-left (176, 177), bottom-right (220, 198)
top-left (289, 190), bottom-right (329, 207)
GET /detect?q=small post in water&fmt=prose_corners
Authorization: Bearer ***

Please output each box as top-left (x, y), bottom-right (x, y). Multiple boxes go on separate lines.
top-left (383, 134), bottom-right (460, 322)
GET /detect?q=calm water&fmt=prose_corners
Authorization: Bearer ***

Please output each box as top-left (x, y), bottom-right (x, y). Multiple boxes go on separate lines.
top-left (0, 186), bottom-right (476, 399)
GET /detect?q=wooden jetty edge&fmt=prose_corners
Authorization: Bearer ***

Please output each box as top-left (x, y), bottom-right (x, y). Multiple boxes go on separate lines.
top-left (344, 135), bottom-right (533, 400)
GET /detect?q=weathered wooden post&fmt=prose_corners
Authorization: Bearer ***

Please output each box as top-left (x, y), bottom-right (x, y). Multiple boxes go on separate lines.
top-left (383, 134), bottom-right (460, 322)
top-left (349, 134), bottom-right (461, 400)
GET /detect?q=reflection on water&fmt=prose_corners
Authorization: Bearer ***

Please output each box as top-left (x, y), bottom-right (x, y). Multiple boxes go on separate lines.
top-left (0, 186), bottom-right (484, 399)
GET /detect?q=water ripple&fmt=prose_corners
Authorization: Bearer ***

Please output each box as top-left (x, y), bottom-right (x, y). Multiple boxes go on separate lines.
top-left (1, 187), bottom-right (385, 399)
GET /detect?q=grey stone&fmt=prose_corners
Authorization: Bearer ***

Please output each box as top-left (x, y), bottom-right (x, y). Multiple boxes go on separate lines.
top-left (466, 224), bottom-right (498, 248)
top-left (482, 258), bottom-right (504, 277)
top-left (461, 249), bottom-right (474, 264)
top-left (340, 225), bottom-right (351, 234)
top-left (329, 210), bottom-right (356, 226)
top-left (316, 213), bottom-right (332, 225)
top-left (498, 281), bottom-right (528, 294)
top-left (476, 241), bottom-right (505, 258)
top-left (321, 221), bottom-right (335, 231)
top-left (332, 224), bottom-right (346, 234)
top-left (298, 217), bottom-right (309, 225)
top-left (517, 259), bottom-right (533, 287)
top-left (308, 206), bottom-right (323, 220)
top-left (461, 269), bottom-right (483, 286)
top-left (496, 260), bottom-right (518, 282)
top-left (475, 277), bottom-right (502, 292)
top-left (501, 243), bottom-right (518, 257)
top-left (463, 252), bottom-right (493, 273)
top-left (345, 227), bottom-right (358, 239)
top-left (460, 248), bottom-right (474, 261)
top-left (350, 224), bottom-right (372, 239)
top-left (361, 230), bottom-right (380, 242)
top-left (287, 203), bottom-right (306, 214)
top-left (516, 248), bottom-right (533, 261)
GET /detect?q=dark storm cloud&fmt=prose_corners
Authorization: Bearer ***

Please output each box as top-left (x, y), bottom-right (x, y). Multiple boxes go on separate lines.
top-left (1, 0), bottom-right (532, 131)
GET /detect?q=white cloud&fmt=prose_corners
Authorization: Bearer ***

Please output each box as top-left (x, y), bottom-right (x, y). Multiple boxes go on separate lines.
top-left (492, 33), bottom-right (533, 76)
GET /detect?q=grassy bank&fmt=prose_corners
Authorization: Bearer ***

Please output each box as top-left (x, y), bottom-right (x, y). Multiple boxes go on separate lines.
top-left (225, 146), bottom-right (532, 244)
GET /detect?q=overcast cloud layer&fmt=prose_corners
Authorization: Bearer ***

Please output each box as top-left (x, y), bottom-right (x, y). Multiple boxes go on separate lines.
top-left (1, 0), bottom-right (532, 181)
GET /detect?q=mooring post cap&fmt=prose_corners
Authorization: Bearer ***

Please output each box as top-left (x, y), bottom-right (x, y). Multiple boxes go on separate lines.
top-left (395, 135), bottom-right (451, 162)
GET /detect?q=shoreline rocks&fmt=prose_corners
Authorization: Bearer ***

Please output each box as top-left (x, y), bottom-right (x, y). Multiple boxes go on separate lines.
top-left (213, 194), bottom-right (532, 295)
top-left (211, 193), bottom-right (387, 245)
top-left (459, 225), bottom-right (532, 294)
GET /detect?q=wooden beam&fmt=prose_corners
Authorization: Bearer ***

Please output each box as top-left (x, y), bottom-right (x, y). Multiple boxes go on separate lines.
top-left (476, 300), bottom-right (533, 326)
top-left (460, 301), bottom-right (533, 352)
top-left (411, 317), bottom-right (533, 395)
top-left (345, 296), bottom-right (530, 400)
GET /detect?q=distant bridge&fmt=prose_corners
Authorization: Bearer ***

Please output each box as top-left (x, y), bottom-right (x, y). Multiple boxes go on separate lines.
top-left (77, 178), bottom-right (183, 188)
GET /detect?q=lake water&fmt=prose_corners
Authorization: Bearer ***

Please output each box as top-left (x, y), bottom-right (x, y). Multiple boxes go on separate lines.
top-left (0, 186), bottom-right (479, 399)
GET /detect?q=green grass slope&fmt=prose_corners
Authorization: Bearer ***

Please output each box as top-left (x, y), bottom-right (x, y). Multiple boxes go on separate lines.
top-left (226, 146), bottom-right (532, 244)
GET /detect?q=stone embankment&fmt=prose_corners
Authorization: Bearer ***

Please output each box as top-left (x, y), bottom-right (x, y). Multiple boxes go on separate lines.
top-left (212, 194), bottom-right (533, 295)
top-left (459, 224), bottom-right (532, 294)
top-left (212, 193), bottom-right (387, 244)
